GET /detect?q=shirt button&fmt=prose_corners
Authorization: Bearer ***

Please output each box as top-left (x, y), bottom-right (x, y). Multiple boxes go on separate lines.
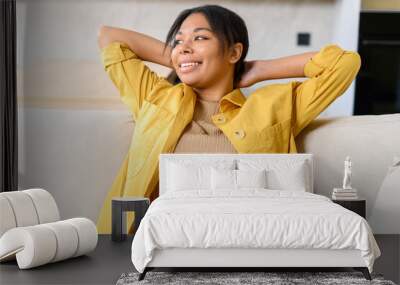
top-left (234, 129), bottom-right (245, 139)
top-left (216, 115), bottom-right (226, 124)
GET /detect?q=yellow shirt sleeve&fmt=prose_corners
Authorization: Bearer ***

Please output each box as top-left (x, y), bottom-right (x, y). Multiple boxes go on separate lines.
top-left (100, 41), bottom-right (170, 120)
top-left (292, 44), bottom-right (361, 136)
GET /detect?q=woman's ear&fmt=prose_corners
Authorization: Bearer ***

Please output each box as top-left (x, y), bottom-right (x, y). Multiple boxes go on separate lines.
top-left (229, 43), bottom-right (243, 64)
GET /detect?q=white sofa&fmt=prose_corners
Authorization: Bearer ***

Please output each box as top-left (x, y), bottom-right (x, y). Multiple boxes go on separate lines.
top-left (0, 188), bottom-right (98, 269)
top-left (295, 113), bottom-right (400, 233)
top-left (29, 110), bottom-right (399, 236)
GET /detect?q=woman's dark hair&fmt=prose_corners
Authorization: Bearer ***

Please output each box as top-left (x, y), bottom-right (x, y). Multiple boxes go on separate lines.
top-left (163, 5), bottom-right (249, 88)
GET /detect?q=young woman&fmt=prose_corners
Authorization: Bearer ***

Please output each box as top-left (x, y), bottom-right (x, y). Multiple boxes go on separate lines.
top-left (96, 5), bottom-right (361, 234)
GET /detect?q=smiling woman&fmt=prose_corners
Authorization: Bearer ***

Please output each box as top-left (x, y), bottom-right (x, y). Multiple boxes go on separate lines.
top-left (163, 6), bottom-right (248, 100)
top-left (96, 5), bottom-right (361, 234)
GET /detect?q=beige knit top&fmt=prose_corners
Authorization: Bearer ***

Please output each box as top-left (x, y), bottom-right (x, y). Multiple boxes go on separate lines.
top-left (173, 97), bottom-right (237, 153)
top-left (148, 98), bottom-right (237, 200)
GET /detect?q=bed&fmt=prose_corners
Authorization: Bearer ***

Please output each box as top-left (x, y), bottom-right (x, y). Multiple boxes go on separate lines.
top-left (131, 154), bottom-right (381, 281)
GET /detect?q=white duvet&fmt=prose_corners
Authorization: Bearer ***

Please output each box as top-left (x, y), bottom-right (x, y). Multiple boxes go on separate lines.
top-left (131, 189), bottom-right (381, 273)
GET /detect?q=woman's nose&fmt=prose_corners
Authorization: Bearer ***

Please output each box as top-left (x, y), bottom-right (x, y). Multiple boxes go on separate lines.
top-left (180, 41), bottom-right (193, 54)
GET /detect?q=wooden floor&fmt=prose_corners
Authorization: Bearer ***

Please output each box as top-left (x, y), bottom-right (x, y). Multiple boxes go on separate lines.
top-left (0, 235), bottom-right (398, 285)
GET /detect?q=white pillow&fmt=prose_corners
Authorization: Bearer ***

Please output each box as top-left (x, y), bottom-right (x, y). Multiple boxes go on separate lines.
top-left (211, 168), bottom-right (267, 190)
top-left (237, 159), bottom-right (309, 192)
top-left (237, 169), bottom-right (267, 188)
top-left (167, 160), bottom-right (235, 191)
top-left (211, 168), bottom-right (236, 190)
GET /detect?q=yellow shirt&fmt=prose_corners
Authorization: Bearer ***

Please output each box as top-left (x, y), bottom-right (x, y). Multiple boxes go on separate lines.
top-left (96, 42), bottom-right (361, 233)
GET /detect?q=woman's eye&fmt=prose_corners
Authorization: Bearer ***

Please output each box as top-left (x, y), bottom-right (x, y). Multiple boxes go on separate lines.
top-left (173, 39), bottom-right (182, 46)
top-left (172, 36), bottom-right (207, 47)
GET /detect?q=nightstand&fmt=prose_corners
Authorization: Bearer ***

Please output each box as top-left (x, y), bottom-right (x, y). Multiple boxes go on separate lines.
top-left (332, 198), bottom-right (366, 218)
top-left (111, 197), bottom-right (150, 242)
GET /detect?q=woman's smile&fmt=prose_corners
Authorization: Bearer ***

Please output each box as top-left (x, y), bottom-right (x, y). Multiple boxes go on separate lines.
top-left (179, 61), bottom-right (202, 73)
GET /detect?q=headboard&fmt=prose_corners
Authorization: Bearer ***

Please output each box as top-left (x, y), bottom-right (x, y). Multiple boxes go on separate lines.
top-left (159, 153), bottom-right (314, 195)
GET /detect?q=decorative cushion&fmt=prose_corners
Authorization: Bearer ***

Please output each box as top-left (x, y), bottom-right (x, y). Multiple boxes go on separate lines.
top-left (211, 168), bottom-right (267, 190)
top-left (237, 169), bottom-right (267, 189)
top-left (211, 168), bottom-right (236, 190)
top-left (237, 159), bottom-right (309, 191)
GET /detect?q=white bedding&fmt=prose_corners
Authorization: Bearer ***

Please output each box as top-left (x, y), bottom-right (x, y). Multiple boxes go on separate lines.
top-left (131, 189), bottom-right (381, 273)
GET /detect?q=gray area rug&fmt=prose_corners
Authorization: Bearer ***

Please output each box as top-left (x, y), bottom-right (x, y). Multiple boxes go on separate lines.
top-left (116, 271), bottom-right (396, 285)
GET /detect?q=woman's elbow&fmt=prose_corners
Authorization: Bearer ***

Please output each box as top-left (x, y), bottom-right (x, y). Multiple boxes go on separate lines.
top-left (97, 25), bottom-right (112, 49)
top-left (348, 51), bottom-right (362, 75)
top-left (339, 51), bottom-right (362, 82)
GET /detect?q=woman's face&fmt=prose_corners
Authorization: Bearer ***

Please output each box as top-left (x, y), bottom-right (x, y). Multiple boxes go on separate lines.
top-left (170, 13), bottom-right (233, 88)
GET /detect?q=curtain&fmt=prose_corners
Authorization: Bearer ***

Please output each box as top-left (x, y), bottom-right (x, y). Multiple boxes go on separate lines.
top-left (0, 0), bottom-right (18, 192)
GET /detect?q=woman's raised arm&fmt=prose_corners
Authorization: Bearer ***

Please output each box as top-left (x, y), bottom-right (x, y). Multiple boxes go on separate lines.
top-left (98, 26), bottom-right (175, 121)
top-left (255, 51), bottom-right (319, 80)
top-left (237, 51), bottom-right (319, 88)
top-left (97, 25), bottom-right (173, 68)
top-left (238, 44), bottom-right (361, 137)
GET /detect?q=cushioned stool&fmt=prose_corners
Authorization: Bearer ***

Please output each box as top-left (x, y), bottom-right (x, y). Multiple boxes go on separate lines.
top-left (0, 188), bottom-right (98, 269)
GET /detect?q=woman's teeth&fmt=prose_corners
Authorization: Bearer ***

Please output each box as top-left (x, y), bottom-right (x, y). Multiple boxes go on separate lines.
top-left (180, 62), bottom-right (200, 67)
top-left (179, 62), bottom-right (201, 72)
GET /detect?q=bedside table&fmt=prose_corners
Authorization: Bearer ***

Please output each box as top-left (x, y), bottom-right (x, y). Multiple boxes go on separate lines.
top-left (111, 197), bottom-right (150, 242)
top-left (332, 198), bottom-right (366, 218)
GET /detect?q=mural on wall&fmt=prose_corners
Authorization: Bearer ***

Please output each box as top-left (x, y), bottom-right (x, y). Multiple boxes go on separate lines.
top-left (16, 0), bottom-right (399, 235)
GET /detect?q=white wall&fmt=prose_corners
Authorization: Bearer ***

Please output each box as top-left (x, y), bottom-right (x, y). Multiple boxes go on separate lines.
top-left (17, 0), bottom-right (371, 231)
top-left (327, 0), bottom-right (361, 117)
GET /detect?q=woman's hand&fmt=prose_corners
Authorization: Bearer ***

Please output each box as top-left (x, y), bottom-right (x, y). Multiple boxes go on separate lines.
top-left (237, 60), bottom-right (262, 88)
